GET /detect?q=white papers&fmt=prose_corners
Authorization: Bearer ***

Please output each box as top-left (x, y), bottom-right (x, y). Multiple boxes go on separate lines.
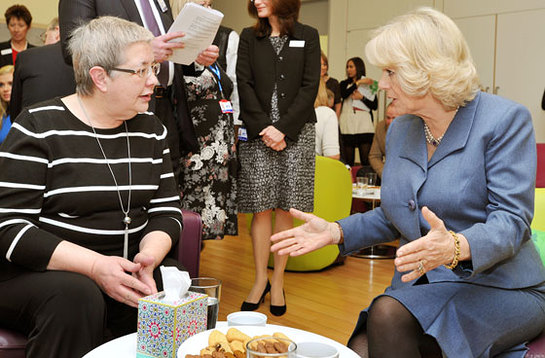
top-left (353, 81), bottom-right (376, 112)
top-left (167, 2), bottom-right (224, 65)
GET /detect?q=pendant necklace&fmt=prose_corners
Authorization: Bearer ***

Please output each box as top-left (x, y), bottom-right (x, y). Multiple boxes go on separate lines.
top-left (423, 122), bottom-right (444, 147)
top-left (78, 95), bottom-right (133, 259)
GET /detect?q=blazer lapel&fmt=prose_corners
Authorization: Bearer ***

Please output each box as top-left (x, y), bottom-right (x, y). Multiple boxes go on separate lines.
top-left (428, 92), bottom-right (480, 168)
top-left (399, 115), bottom-right (428, 172)
top-left (120, 0), bottom-right (144, 26)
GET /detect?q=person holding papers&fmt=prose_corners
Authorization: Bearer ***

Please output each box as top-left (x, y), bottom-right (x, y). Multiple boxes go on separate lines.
top-left (339, 57), bottom-right (378, 166)
top-left (236, 0), bottom-right (320, 316)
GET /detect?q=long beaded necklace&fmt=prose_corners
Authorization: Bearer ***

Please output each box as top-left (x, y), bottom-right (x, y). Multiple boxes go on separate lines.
top-left (78, 95), bottom-right (133, 259)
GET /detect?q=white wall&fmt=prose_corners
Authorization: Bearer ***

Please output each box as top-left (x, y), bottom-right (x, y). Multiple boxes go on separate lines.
top-left (213, 0), bottom-right (328, 35)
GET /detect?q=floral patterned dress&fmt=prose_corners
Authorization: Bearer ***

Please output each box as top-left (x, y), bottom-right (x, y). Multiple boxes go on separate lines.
top-left (181, 66), bottom-right (238, 239)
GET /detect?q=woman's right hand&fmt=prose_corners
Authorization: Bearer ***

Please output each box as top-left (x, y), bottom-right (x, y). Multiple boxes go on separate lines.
top-left (271, 208), bottom-right (341, 256)
top-left (89, 255), bottom-right (153, 307)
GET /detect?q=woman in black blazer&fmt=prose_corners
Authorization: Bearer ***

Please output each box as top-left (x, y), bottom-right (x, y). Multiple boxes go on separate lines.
top-left (236, 0), bottom-right (320, 316)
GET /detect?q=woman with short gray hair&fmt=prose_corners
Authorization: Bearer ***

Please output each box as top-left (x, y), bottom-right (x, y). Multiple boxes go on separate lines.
top-left (0, 16), bottom-right (183, 357)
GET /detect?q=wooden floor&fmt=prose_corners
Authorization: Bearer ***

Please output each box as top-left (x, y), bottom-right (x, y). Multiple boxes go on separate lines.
top-left (198, 214), bottom-right (395, 345)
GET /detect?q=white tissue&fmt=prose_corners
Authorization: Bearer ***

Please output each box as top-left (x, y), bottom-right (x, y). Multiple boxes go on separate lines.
top-left (160, 266), bottom-right (191, 303)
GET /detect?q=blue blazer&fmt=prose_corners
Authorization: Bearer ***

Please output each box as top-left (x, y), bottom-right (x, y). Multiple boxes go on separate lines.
top-left (339, 91), bottom-right (545, 290)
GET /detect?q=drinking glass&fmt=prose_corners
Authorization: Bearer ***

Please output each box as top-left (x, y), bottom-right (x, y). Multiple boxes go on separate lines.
top-left (366, 172), bottom-right (378, 187)
top-left (246, 337), bottom-right (297, 358)
top-left (356, 176), bottom-right (368, 191)
top-left (189, 277), bottom-right (221, 329)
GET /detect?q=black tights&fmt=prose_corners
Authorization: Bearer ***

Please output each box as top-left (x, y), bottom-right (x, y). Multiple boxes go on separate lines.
top-left (347, 296), bottom-right (442, 358)
top-left (343, 142), bottom-right (372, 167)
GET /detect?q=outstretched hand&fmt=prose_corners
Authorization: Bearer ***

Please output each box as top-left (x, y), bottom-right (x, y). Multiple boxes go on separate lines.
top-left (394, 206), bottom-right (457, 282)
top-left (270, 208), bottom-right (340, 256)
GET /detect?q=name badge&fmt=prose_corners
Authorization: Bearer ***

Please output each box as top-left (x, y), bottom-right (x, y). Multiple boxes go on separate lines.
top-left (238, 127), bottom-right (248, 141)
top-left (289, 40), bottom-right (305, 48)
top-left (157, 0), bottom-right (169, 12)
top-left (219, 99), bottom-right (233, 114)
top-left (0, 48), bottom-right (12, 56)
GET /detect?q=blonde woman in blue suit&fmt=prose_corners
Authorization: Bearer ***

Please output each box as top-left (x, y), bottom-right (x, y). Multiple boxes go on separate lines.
top-left (271, 7), bottom-right (545, 358)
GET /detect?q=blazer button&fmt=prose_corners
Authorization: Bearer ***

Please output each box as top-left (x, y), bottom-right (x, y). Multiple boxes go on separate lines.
top-left (279, 74), bottom-right (285, 80)
top-left (280, 92), bottom-right (286, 99)
top-left (278, 56), bottom-right (284, 62)
top-left (408, 199), bottom-right (416, 211)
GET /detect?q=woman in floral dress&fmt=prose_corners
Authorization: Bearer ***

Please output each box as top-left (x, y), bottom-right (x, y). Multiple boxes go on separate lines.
top-left (181, 64), bottom-right (238, 239)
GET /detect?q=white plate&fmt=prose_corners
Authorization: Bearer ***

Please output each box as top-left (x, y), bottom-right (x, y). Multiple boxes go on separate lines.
top-left (177, 324), bottom-right (359, 357)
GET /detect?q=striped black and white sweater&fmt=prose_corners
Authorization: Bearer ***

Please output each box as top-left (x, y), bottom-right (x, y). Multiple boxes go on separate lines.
top-left (0, 98), bottom-right (183, 281)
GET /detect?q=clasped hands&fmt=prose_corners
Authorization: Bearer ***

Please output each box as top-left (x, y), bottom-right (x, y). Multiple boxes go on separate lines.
top-left (151, 31), bottom-right (219, 66)
top-left (89, 252), bottom-right (157, 308)
top-left (271, 207), bottom-right (459, 282)
top-left (260, 125), bottom-right (286, 151)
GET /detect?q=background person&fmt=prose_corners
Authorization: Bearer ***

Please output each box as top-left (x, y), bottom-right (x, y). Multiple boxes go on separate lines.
top-left (0, 17), bottom-right (183, 357)
top-left (339, 56), bottom-right (377, 166)
top-left (10, 18), bottom-right (75, 119)
top-left (271, 7), bottom-right (545, 357)
top-left (315, 78), bottom-right (340, 160)
top-left (170, 0), bottom-right (241, 127)
top-left (321, 51), bottom-right (341, 118)
top-left (0, 64), bottom-right (13, 144)
top-left (0, 4), bottom-right (34, 67)
top-left (236, 0), bottom-right (320, 316)
top-left (368, 103), bottom-right (398, 178)
top-left (41, 17), bottom-right (60, 45)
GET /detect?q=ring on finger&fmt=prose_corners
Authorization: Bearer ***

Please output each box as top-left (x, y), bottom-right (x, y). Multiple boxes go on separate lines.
top-left (417, 260), bottom-right (425, 275)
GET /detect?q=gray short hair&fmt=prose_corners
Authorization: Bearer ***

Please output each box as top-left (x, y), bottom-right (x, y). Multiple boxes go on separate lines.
top-left (365, 7), bottom-right (480, 110)
top-left (68, 16), bottom-right (154, 96)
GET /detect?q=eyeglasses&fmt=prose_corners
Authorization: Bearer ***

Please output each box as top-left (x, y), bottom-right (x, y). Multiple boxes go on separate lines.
top-left (110, 63), bottom-right (161, 78)
top-left (39, 30), bottom-right (48, 43)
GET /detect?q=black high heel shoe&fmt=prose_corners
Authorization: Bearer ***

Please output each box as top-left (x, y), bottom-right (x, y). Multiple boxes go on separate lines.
top-left (241, 281), bottom-right (271, 311)
top-left (270, 290), bottom-right (286, 316)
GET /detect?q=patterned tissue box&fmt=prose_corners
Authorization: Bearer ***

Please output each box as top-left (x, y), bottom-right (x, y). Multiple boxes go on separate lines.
top-left (136, 291), bottom-right (208, 358)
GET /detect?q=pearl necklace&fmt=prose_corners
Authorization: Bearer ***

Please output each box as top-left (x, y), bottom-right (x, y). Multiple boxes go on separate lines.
top-left (423, 122), bottom-right (444, 147)
top-left (423, 108), bottom-right (459, 147)
top-left (78, 95), bottom-right (133, 259)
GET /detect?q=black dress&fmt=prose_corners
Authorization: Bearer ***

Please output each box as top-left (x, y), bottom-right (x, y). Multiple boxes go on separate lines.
top-left (181, 66), bottom-right (238, 239)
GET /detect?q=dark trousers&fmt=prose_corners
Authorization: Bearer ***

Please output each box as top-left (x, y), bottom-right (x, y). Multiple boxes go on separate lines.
top-left (0, 257), bottom-right (182, 358)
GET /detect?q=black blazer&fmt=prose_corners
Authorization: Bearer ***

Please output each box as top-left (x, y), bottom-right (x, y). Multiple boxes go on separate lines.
top-left (0, 41), bottom-right (35, 67)
top-left (58, 0), bottom-right (199, 153)
top-left (11, 43), bottom-right (76, 120)
top-left (236, 22), bottom-right (320, 141)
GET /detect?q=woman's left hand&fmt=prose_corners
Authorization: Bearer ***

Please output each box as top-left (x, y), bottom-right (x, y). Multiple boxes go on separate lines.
top-left (196, 45), bottom-right (220, 66)
top-left (394, 206), bottom-right (458, 282)
top-left (260, 126), bottom-right (286, 150)
top-left (132, 253), bottom-right (158, 296)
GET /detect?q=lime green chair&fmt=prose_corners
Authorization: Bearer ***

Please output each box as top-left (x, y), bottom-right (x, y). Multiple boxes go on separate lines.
top-left (266, 156), bottom-right (353, 271)
top-left (531, 188), bottom-right (545, 264)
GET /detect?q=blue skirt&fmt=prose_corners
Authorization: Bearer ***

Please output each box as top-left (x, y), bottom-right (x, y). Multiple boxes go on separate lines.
top-left (352, 278), bottom-right (545, 357)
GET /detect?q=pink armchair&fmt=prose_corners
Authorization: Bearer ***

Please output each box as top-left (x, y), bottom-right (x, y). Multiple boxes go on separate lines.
top-left (0, 209), bottom-right (202, 357)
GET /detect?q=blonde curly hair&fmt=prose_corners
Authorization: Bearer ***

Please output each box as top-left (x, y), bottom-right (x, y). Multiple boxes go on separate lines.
top-left (365, 7), bottom-right (480, 110)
